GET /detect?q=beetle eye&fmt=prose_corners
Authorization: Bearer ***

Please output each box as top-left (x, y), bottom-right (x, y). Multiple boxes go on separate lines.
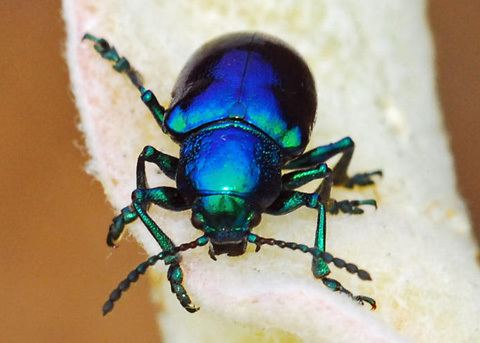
top-left (191, 214), bottom-right (204, 229)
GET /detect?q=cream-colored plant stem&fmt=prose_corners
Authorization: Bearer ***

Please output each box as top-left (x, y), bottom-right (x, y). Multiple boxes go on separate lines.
top-left (64, 1), bottom-right (479, 342)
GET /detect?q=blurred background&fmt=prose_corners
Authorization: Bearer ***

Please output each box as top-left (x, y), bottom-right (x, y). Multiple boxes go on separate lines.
top-left (0, 1), bottom-right (478, 342)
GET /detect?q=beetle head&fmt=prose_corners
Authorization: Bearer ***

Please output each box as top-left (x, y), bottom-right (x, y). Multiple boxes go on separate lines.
top-left (191, 194), bottom-right (261, 257)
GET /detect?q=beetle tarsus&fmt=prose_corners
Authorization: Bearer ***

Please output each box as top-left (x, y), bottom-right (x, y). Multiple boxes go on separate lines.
top-left (168, 264), bottom-right (199, 313)
top-left (322, 277), bottom-right (376, 310)
top-left (107, 206), bottom-right (137, 247)
top-left (344, 170), bottom-right (383, 188)
top-left (354, 295), bottom-right (377, 310)
top-left (208, 246), bottom-right (217, 261)
top-left (327, 199), bottom-right (377, 215)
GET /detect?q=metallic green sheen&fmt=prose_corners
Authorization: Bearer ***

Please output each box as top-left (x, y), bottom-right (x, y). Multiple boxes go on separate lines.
top-left (313, 203), bottom-right (330, 277)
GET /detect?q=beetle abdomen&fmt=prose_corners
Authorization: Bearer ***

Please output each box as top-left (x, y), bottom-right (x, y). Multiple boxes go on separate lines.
top-left (165, 32), bottom-right (317, 157)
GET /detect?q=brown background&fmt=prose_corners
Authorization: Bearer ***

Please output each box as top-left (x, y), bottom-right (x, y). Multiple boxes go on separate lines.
top-left (1, 1), bottom-right (478, 342)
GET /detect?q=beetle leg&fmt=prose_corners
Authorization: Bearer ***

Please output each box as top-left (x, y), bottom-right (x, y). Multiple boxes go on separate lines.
top-left (281, 163), bottom-right (330, 190)
top-left (268, 163), bottom-right (375, 276)
top-left (314, 169), bottom-right (377, 215)
top-left (137, 145), bottom-right (179, 187)
top-left (83, 33), bottom-right (166, 128)
top-left (267, 166), bottom-right (373, 273)
top-left (322, 277), bottom-right (376, 310)
top-left (130, 187), bottom-right (190, 250)
top-left (167, 263), bottom-right (199, 313)
top-left (266, 191), bottom-right (329, 277)
top-left (107, 187), bottom-right (197, 312)
top-left (130, 188), bottom-right (198, 312)
top-left (284, 136), bottom-right (382, 188)
top-left (281, 165), bottom-right (377, 215)
top-left (266, 191), bottom-right (375, 301)
top-left (107, 186), bottom-right (189, 247)
top-left (107, 205), bottom-right (137, 247)
top-left (107, 143), bottom-right (179, 246)
top-left (327, 199), bottom-right (377, 215)
top-left (268, 163), bottom-right (376, 306)
top-left (103, 237), bottom-right (207, 315)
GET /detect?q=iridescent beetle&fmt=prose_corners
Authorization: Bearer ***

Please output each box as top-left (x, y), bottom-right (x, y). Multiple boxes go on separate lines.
top-left (83, 32), bottom-right (382, 315)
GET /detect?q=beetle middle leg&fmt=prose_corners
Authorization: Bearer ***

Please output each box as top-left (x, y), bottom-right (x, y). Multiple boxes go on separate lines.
top-left (284, 137), bottom-right (382, 188)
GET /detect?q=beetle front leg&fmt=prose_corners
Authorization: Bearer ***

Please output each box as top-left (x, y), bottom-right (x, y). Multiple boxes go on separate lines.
top-left (167, 264), bottom-right (198, 313)
top-left (266, 190), bottom-right (374, 307)
top-left (130, 187), bottom-right (198, 312)
top-left (108, 205), bottom-right (138, 247)
top-left (322, 277), bottom-right (376, 309)
top-left (266, 191), bottom-right (329, 277)
top-left (107, 187), bottom-right (198, 312)
top-left (284, 137), bottom-right (382, 188)
top-left (83, 33), bottom-right (166, 128)
top-left (108, 186), bottom-right (189, 247)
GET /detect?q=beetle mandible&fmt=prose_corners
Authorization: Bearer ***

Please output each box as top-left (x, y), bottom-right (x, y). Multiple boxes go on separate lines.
top-left (82, 32), bottom-right (382, 315)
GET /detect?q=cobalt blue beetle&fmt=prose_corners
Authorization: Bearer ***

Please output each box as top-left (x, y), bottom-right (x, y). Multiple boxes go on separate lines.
top-left (82, 32), bottom-right (381, 315)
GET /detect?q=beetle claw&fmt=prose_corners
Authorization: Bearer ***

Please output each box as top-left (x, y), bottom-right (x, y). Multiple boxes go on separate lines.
top-left (345, 170), bottom-right (383, 188)
top-left (185, 305), bottom-right (200, 313)
top-left (354, 295), bottom-right (377, 310)
top-left (208, 246), bottom-right (217, 261)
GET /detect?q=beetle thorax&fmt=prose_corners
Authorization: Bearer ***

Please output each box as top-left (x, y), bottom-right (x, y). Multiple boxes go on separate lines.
top-left (176, 122), bottom-right (283, 209)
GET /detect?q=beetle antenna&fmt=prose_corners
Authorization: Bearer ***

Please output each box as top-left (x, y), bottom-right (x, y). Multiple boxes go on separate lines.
top-left (102, 236), bottom-right (209, 315)
top-left (247, 233), bottom-right (371, 281)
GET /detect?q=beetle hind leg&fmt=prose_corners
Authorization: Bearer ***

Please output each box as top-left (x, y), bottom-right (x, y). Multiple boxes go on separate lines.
top-left (82, 33), bottom-right (144, 89)
top-left (83, 33), bottom-right (166, 127)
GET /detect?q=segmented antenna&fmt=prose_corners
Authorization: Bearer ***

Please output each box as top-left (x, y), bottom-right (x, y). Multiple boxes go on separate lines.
top-left (102, 236), bottom-right (208, 315)
top-left (247, 233), bottom-right (372, 281)
top-left (103, 233), bottom-right (371, 315)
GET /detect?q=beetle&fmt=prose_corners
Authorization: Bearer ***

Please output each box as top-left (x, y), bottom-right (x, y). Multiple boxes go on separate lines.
top-left (82, 32), bottom-right (382, 315)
